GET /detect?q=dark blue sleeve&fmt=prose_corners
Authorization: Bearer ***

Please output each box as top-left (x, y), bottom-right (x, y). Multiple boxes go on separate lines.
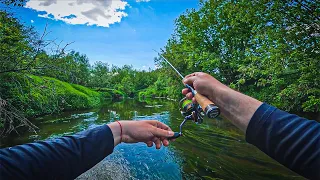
top-left (0, 125), bottom-right (114, 180)
top-left (246, 103), bottom-right (320, 180)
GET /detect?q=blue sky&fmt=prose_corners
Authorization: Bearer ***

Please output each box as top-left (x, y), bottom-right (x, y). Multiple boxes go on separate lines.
top-left (9, 0), bottom-right (199, 70)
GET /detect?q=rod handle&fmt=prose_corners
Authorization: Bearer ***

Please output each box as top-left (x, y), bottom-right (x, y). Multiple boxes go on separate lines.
top-left (185, 84), bottom-right (220, 119)
top-left (194, 93), bottom-right (214, 110)
top-left (195, 93), bottom-right (220, 118)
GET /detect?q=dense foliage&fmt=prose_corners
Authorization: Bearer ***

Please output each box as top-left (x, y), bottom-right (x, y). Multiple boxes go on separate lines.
top-left (88, 63), bottom-right (158, 97)
top-left (156, 0), bottom-right (319, 112)
top-left (0, 0), bottom-right (319, 135)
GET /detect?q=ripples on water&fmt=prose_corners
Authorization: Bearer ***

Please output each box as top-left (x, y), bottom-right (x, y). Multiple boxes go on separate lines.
top-left (1, 99), bottom-right (303, 180)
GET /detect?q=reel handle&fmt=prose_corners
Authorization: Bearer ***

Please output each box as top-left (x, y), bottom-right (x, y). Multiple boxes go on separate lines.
top-left (185, 84), bottom-right (220, 119)
top-left (167, 132), bottom-right (181, 140)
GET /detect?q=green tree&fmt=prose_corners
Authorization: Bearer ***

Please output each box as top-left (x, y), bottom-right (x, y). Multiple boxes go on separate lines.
top-left (0, 11), bottom-right (35, 74)
top-left (159, 0), bottom-right (319, 112)
top-left (89, 61), bottom-right (111, 88)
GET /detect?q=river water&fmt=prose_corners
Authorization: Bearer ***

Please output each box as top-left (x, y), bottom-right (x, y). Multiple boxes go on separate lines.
top-left (1, 99), bottom-right (303, 180)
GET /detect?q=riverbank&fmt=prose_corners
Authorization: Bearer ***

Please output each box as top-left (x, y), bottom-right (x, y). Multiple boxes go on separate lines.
top-left (0, 73), bottom-right (106, 117)
top-left (0, 73), bottom-right (123, 136)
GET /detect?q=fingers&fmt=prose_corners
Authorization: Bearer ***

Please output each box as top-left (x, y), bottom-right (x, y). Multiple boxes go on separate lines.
top-left (182, 88), bottom-right (198, 104)
top-left (183, 72), bottom-right (202, 85)
top-left (152, 126), bottom-right (174, 138)
top-left (185, 73), bottom-right (195, 79)
top-left (147, 120), bottom-right (173, 133)
top-left (151, 137), bottom-right (162, 149)
top-left (140, 121), bottom-right (175, 149)
top-left (192, 97), bottom-right (197, 104)
top-left (155, 121), bottom-right (171, 131)
top-left (155, 138), bottom-right (161, 149)
top-left (147, 120), bottom-right (168, 129)
top-left (160, 137), bottom-right (169, 146)
top-left (182, 88), bottom-right (193, 98)
top-left (182, 88), bottom-right (189, 95)
top-left (183, 76), bottom-right (197, 86)
top-left (184, 72), bottom-right (201, 79)
top-left (183, 91), bottom-right (197, 104)
top-left (146, 138), bottom-right (169, 148)
top-left (146, 141), bottom-right (153, 147)
top-left (186, 92), bottom-right (193, 100)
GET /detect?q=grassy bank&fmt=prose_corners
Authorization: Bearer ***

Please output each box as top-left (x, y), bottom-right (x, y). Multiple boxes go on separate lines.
top-left (0, 73), bottom-right (131, 136)
top-left (0, 73), bottom-right (106, 118)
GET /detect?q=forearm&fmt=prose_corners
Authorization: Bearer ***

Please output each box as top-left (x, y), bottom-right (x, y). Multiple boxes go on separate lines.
top-left (210, 83), bottom-right (320, 179)
top-left (209, 83), bottom-right (262, 132)
top-left (184, 72), bottom-right (320, 179)
top-left (0, 125), bottom-right (114, 179)
top-left (246, 103), bottom-right (320, 179)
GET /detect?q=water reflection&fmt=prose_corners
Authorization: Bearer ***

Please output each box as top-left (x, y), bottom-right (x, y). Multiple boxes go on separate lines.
top-left (1, 99), bottom-right (302, 179)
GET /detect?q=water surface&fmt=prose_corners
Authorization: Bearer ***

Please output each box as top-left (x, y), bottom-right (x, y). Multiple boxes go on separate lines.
top-left (1, 99), bottom-right (302, 179)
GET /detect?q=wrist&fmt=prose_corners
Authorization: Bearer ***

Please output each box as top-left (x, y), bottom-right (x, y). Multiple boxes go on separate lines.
top-left (108, 122), bottom-right (122, 146)
top-left (208, 81), bottom-right (229, 104)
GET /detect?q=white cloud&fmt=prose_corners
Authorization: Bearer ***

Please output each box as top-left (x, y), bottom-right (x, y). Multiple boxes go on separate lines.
top-left (25, 0), bottom-right (128, 27)
top-left (31, 20), bottom-right (34, 23)
top-left (136, 0), bottom-right (151, 2)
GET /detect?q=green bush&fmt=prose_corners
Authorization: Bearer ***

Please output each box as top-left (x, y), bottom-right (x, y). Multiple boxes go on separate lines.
top-left (94, 88), bottom-right (126, 99)
top-left (138, 87), bottom-right (168, 99)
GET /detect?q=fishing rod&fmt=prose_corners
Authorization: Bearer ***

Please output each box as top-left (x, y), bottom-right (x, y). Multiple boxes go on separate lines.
top-left (153, 50), bottom-right (220, 139)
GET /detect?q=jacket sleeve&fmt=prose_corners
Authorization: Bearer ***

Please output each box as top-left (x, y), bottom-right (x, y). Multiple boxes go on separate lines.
top-left (0, 124), bottom-right (114, 180)
top-left (246, 103), bottom-right (320, 180)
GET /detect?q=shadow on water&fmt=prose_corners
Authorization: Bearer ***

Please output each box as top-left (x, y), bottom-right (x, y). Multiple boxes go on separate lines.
top-left (1, 99), bottom-right (303, 180)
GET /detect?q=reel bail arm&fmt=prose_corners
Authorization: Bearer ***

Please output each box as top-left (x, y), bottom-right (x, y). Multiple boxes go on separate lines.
top-left (168, 115), bottom-right (192, 140)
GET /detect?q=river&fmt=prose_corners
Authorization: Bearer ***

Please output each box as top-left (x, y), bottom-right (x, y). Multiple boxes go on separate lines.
top-left (1, 99), bottom-right (303, 180)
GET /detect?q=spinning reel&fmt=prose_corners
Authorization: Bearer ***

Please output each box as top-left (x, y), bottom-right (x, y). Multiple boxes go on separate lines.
top-left (168, 97), bottom-right (207, 140)
top-left (180, 97), bottom-right (205, 124)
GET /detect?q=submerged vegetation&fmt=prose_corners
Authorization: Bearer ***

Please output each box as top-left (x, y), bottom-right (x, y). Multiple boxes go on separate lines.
top-left (0, 0), bottom-right (319, 136)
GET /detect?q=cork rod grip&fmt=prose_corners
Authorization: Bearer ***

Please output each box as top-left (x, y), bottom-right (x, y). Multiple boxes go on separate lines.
top-left (194, 93), bottom-right (215, 111)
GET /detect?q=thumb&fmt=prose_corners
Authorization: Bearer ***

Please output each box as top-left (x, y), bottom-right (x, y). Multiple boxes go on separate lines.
top-left (152, 127), bottom-right (174, 138)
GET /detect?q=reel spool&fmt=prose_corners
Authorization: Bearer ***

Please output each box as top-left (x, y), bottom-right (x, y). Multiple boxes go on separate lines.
top-left (179, 97), bottom-right (205, 124)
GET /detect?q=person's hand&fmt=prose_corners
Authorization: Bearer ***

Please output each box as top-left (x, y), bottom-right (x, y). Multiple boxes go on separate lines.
top-left (182, 72), bottom-right (224, 103)
top-left (182, 72), bottom-right (262, 132)
top-left (108, 120), bottom-right (174, 149)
